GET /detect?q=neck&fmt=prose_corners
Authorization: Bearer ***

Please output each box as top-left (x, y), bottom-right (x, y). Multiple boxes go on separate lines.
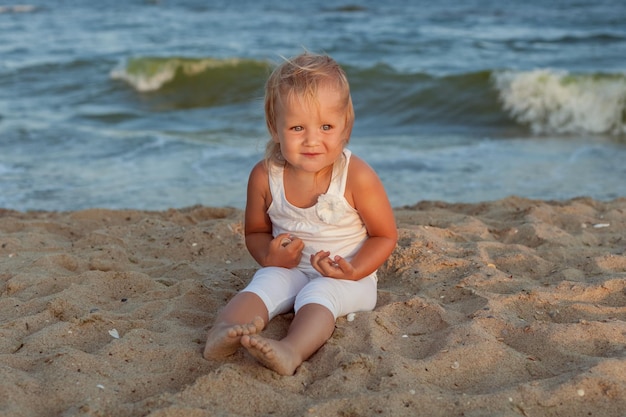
top-left (283, 164), bottom-right (334, 208)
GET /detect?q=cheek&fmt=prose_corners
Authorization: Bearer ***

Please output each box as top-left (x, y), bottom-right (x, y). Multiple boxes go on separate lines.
top-left (274, 128), bottom-right (290, 144)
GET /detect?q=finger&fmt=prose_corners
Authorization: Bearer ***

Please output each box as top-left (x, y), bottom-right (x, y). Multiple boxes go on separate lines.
top-left (333, 255), bottom-right (350, 270)
top-left (277, 233), bottom-right (293, 247)
top-left (310, 250), bottom-right (330, 265)
top-left (313, 256), bottom-right (341, 277)
top-left (289, 238), bottom-right (305, 251)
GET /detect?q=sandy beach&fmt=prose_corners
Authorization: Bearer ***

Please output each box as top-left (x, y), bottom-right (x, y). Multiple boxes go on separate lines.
top-left (1, 196), bottom-right (625, 417)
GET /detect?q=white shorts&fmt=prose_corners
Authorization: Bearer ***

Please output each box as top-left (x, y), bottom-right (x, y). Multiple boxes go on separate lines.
top-left (242, 266), bottom-right (378, 320)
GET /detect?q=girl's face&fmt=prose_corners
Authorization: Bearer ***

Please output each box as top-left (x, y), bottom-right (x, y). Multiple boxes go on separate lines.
top-left (274, 84), bottom-right (350, 175)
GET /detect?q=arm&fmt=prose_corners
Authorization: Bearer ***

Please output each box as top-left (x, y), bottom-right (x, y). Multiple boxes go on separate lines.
top-left (244, 162), bottom-right (304, 268)
top-left (311, 156), bottom-right (397, 280)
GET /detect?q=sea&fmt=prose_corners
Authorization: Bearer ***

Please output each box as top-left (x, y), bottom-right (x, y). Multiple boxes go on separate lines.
top-left (1, 0), bottom-right (625, 212)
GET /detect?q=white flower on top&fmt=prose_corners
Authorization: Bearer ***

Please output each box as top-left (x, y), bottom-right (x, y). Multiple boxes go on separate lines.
top-left (315, 193), bottom-right (345, 224)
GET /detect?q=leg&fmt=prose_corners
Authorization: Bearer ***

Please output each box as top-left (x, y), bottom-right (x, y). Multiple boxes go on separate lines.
top-left (241, 303), bottom-right (335, 376)
top-left (204, 267), bottom-right (310, 360)
top-left (203, 291), bottom-right (268, 360)
top-left (241, 275), bottom-right (378, 375)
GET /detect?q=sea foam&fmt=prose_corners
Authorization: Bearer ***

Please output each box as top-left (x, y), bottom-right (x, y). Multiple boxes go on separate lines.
top-left (492, 69), bottom-right (626, 135)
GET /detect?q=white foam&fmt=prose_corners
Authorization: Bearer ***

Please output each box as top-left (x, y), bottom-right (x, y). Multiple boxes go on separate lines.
top-left (110, 57), bottom-right (242, 92)
top-left (492, 69), bottom-right (626, 135)
top-left (110, 62), bottom-right (178, 92)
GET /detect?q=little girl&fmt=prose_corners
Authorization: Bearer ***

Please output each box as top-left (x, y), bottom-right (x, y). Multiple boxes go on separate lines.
top-left (203, 52), bottom-right (397, 376)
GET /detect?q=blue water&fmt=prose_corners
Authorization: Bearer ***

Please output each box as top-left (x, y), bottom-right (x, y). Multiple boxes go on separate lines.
top-left (1, 1), bottom-right (625, 211)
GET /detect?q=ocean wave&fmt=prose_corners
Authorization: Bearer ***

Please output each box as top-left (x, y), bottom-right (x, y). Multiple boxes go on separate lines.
top-left (108, 57), bottom-right (626, 136)
top-left (110, 56), bottom-right (271, 110)
top-left (553, 33), bottom-right (626, 44)
top-left (110, 57), bottom-right (270, 92)
top-left (349, 65), bottom-right (626, 136)
top-left (492, 69), bottom-right (626, 135)
top-left (347, 65), bottom-right (509, 132)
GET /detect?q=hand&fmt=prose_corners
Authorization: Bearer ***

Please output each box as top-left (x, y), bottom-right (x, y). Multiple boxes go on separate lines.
top-left (264, 233), bottom-right (304, 268)
top-left (310, 250), bottom-right (356, 280)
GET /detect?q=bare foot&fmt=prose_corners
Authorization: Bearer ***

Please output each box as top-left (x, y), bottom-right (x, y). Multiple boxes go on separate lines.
top-left (203, 316), bottom-right (264, 360)
top-left (241, 334), bottom-right (301, 376)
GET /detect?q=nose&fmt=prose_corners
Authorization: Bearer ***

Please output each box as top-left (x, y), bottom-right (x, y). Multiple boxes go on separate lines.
top-left (303, 130), bottom-right (320, 146)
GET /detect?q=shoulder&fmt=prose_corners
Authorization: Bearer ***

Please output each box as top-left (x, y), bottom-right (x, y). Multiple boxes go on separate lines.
top-left (246, 161), bottom-right (273, 215)
top-left (247, 161), bottom-right (271, 198)
top-left (346, 154), bottom-right (381, 187)
top-left (345, 153), bottom-right (387, 208)
top-left (248, 160), bottom-right (270, 183)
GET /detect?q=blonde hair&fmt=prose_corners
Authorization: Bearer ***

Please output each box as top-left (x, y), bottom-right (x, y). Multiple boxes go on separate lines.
top-left (264, 52), bottom-right (354, 166)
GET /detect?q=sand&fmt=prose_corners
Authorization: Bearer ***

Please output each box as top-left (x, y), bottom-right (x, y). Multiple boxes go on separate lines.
top-left (1, 196), bottom-right (625, 417)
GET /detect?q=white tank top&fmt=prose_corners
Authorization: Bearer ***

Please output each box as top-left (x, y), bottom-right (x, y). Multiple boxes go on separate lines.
top-left (267, 149), bottom-right (368, 277)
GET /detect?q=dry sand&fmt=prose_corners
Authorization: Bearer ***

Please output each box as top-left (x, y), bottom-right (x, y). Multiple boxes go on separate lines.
top-left (1, 196), bottom-right (625, 417)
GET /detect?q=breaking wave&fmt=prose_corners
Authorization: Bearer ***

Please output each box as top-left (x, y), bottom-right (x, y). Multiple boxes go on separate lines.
top-left (109, 57), bottom-right (626, 135)
top-left (492, 69), bottom-right (626, 135)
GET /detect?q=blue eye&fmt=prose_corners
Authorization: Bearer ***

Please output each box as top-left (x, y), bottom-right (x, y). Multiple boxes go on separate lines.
top-left (292, 126), bottom-right (303, 131)
top-left (322, 125), bottom-right (331, 131)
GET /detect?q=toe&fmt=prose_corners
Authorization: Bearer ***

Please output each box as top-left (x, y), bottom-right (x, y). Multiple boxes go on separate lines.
top-left (252, 316), bottom-right (265, 331)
